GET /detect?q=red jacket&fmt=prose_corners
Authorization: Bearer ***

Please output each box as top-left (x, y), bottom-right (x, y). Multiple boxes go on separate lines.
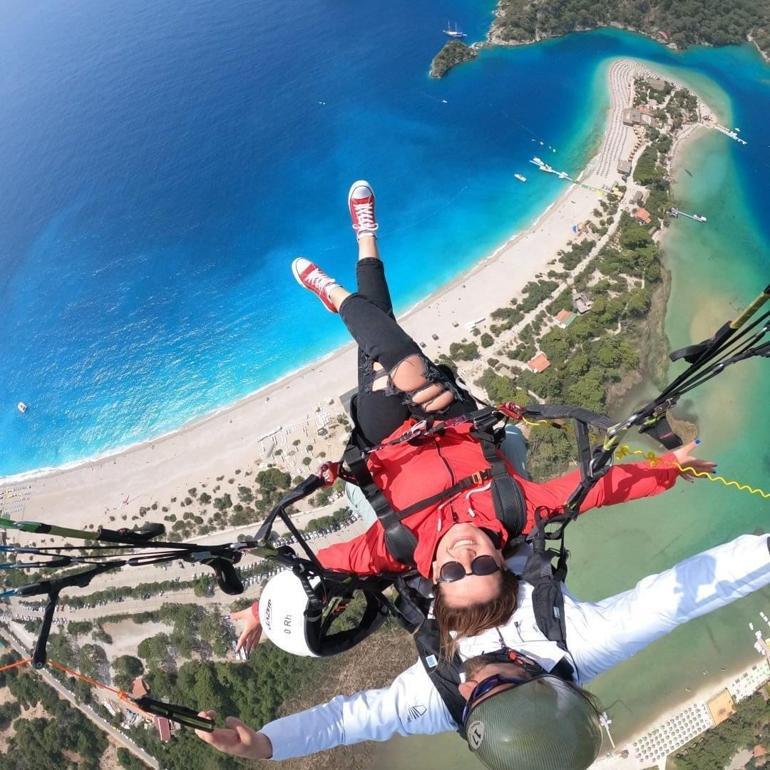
top-left (317, 418), bottom-right (681, 578)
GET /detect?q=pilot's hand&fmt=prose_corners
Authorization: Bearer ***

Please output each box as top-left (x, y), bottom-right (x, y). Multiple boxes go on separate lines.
top-left (231, 604), bottom-right (263, 655)
top-left (194, 711), bottom-right (272, 759)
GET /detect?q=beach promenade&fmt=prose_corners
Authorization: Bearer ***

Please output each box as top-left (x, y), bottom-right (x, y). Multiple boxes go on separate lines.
top-left (593, 654), bottom-right (770, 769)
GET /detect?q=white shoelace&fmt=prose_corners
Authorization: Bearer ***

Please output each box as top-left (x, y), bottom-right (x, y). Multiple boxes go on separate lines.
top-left (305, 268), bottom-right (332, 292)
top-left (353, 201), bottom-right (378, 232)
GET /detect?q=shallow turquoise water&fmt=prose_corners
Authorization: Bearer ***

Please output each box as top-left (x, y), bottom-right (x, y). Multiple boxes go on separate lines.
top-left (375, 33), bottom-right (770, 769)
top-left (1, 2), bottom-right (769, 763)
top-left (3, 7), bottom-right (767, 478)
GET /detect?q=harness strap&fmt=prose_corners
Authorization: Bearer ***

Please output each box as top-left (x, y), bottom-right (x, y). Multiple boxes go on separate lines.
top-left (523, 507), bottom-right (569, 651)
top-left (393, 469), bottom-right (493, 520)
top-left (344, 401), bottom-right (530, 567)
top-left (414, 618), bottom-right (468, 737)
top-left (343, 439), bottom-right (418, 567)
top-left (470, 426), bottom-right (526, 537)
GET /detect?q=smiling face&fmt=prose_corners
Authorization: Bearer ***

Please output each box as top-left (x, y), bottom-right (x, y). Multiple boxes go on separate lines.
top-left (432, 523), bottom-right (505, 608)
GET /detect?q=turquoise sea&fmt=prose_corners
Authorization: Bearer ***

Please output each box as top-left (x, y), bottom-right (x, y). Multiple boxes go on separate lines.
top-left (1, 0), bottom-right (769, 757)
top-left (4, 0), bottom-right (766, 477)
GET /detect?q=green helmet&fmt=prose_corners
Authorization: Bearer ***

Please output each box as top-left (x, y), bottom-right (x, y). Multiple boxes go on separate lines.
top-left (464, 676), bottom-right (602, 770)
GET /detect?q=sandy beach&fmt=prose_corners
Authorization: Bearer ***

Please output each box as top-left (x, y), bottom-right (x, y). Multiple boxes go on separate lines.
top-left (2, 52), bottom-right (738, 769)
top-left (0, 58), bottom-right (718, 544)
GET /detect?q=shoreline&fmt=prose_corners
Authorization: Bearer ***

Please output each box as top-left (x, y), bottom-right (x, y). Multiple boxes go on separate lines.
top-left (593, 653), bottom-right (769, 769)
top-left (0, 59), bottom-right (722, 488)
top-left (0, 130), bottom-right (592, 488)
top-left (0, 174), bottom-right (600, 530)
top-left (0, 59), bottom-right (720, 546)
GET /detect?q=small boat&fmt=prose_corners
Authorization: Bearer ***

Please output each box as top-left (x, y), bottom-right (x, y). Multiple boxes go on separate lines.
top-left (514, 173), bottom-right (527, 182)
top-left (557, 171), bottom-right (569, 179)
top-left (693, 214), bottom-right (707, 222)
top-left (443, 21), bottom-right (467, 39)
top-left (17, 402), bottom-right (28, 414)
top-left (531, 156), bottom-right (544, 166)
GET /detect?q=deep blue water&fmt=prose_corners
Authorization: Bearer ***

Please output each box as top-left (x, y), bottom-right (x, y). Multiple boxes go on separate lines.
top-left (0, 1), bottom-right (768, 475)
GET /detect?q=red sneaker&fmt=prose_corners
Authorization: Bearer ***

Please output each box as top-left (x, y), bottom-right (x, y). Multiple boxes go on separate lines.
top-left (348, 180), bottom-right (379, 238)
top-left (291, 258), bottom-right (339, 313)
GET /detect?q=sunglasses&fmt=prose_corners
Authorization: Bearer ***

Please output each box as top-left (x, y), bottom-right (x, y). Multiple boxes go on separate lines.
top-left (436, 554), bottom-right (501, 584)
top-left (462, 673), bottom-right (533, 724)
top-left (461, 651), bottom-right (548, 724)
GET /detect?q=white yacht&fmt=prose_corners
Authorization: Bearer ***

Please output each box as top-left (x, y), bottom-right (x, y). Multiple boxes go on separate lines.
top-left (443, 22), bottom-right (467, 39)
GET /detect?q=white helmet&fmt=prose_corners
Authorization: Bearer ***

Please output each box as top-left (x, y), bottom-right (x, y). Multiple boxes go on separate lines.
top-left (258, 570), bottom-right (321, 657)
top-left (258, 568), bottom-right (391, 657)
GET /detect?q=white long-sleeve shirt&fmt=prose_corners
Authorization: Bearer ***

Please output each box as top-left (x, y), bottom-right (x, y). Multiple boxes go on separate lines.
top-left (261, 534), bottom-right (770, 760)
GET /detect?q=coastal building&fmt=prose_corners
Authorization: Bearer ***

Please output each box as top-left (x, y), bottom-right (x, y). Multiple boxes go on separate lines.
top-left (633, 207), bottom-right (652, 225)
top-left (573, 292), bottom-right (593, 314)
top-left (631, 190), bottom-right (647, 206)
top-left (526, 352), bottom-right (551, 374)
top-left (647, 77), bottom-right (668, 92)
top-left (622, 107), bottom-right (657, 128)
top-left (554, 309), bottom-right (575, 328)
top-left (157, 716), bottom-right (172, 743)
top-left (617, 159), bottom-right (632, 176)
top-left (706, 689), bottom-right (735, 725)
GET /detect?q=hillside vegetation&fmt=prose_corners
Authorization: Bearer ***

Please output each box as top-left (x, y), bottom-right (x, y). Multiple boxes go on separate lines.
top-left (492, 0), bottom-right (770, 59)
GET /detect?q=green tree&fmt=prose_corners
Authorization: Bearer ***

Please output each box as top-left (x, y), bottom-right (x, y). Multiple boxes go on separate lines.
top-left (113, 655), bottom-right (145, 691)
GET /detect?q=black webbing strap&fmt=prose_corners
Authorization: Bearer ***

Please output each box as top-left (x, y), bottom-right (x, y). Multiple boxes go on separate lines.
top-left (393, 469), bottom-right (493, 520)
top-left (522, 404), bottom-right (613, 432)
top-left (638, 413), bottom-right (684, 449)
top-left (470, 425), bottom-right (526, 538)
top-left (415, 617), bottom-right (468, 737)
top-left (307, 589), bottom-right (391, 656)
top-left (522, 507), bottom-right (569, 651)
top-left (343, 439), bottom-right (418, 567)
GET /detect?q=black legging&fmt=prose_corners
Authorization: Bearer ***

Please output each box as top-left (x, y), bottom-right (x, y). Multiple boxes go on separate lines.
top-left (339, 258), bottom-right (476, 446)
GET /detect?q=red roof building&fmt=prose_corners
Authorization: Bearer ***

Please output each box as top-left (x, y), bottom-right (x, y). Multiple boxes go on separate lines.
top-left (633, 207), bottom-right (652, 225)
top-left (554, 309), bottom-right (575, 328)
top-left (131, 677), bottom-right (149, 699)
top-left (156, 717), bottom-right (172, 743)
top-left (527, 352), bottom-right (551, 373)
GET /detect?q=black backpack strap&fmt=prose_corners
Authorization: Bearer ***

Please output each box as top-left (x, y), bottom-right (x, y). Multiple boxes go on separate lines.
top-left (469, 418), bottom-right (526, 539)
top-left (522, 507), bottom-right (569, 651)
top-left (344, 396), bottom-right (419, 567)
top-left (414, 618), bottom-right (467, 736)
top-left (391, 575), bottom-right (433, 633)
top-left (342, 438), bottom-right (418, 567)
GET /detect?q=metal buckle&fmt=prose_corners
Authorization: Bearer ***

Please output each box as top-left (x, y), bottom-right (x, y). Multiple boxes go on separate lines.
top-left (471, 471), bottom-right (484, 485)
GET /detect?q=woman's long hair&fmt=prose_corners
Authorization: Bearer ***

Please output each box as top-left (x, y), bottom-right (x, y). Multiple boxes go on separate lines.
top-left (433, 570), bottom-right (519, 659)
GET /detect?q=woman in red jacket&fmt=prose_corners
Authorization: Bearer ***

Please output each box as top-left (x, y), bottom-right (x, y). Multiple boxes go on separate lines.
top-left (233, 181), bottom-right (713, 654)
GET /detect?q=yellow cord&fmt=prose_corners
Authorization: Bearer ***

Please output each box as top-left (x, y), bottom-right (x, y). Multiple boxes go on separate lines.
top-left (519, 416), bottom-right (770, 501)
